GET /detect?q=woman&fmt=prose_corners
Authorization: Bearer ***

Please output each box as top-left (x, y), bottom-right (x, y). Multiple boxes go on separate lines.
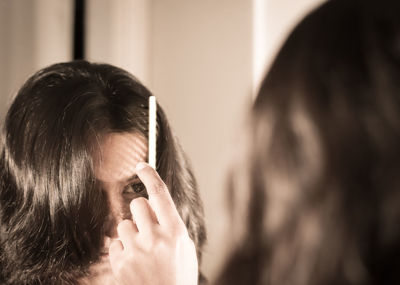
top-left (0, 61), bottom-right (206, 284)
top-left (112, 0), bottom-right (400, 284)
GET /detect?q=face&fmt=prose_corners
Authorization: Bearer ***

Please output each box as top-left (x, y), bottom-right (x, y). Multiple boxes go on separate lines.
top-left (94, 132), bottom-right (148, 249)
top-left (82, 132), bottom-right (148, 284)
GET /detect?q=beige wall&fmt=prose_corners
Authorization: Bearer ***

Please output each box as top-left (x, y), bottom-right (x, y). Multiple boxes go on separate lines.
top-left (151, 0), bottom-right (253, 277)
top-left (0, 0), bottom-right (72, 120)
top-left (0, 0), bottom-right (35, 120)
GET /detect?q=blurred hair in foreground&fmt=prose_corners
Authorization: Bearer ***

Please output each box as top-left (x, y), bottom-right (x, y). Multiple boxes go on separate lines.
top-left (217, 0), bottom-right (400, 284)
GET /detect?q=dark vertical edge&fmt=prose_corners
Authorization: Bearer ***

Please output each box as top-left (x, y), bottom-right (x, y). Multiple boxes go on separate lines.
top-left (73, 0), bottom-right (85, 60)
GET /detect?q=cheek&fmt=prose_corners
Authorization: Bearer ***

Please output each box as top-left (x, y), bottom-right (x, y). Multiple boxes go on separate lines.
top-left (107, 193), bottom-right (132, 221)
top-left (119, 197), bottom-right (133, 220)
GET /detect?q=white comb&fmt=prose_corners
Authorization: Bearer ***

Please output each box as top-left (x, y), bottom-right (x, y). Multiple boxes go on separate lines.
top-left (148, 96), bottom-right (157, 169)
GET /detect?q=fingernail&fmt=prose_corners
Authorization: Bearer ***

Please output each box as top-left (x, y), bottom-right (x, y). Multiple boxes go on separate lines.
top-left (136, 162), bottom-right (147, 171)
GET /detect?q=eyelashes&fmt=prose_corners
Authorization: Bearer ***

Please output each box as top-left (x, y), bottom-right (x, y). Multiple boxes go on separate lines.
top-left (122, 182), bottom-right (146, 195)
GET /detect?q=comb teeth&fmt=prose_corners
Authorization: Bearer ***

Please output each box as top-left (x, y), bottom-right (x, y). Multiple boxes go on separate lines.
top-left (148, 96), bottom-right (157, 169)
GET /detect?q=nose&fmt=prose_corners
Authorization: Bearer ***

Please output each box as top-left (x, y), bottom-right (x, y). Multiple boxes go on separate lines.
top-left (104, 193), bottom-right (131, 238)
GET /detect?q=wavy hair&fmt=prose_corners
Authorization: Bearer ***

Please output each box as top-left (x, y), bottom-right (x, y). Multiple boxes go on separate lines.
top-left (0, 61), bottom-right (206, 284)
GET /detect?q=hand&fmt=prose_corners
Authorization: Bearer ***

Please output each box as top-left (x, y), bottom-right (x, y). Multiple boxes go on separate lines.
top-left (109, 162), bottom-right (198, 285)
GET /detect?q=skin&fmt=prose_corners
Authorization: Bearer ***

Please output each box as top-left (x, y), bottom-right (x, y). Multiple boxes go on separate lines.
top-left (79, 132), bottom-right (198, 284)
top-left (80, 132), bottom-right (149, 285)
top-left (109, 162), bottom-right (198, 285)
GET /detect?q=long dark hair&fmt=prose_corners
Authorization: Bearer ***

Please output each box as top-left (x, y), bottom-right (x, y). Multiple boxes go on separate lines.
top-left (0, 61), bottom-right (206, 284)
top-left (218, 0), bottom-right (400, 284)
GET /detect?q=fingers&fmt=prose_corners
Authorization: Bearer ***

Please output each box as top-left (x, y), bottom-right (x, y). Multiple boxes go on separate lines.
top-left (117, 220), bottom-right (138, 251)
top-left (135, 162), bottom-right (182, 227)
top-left (109, 162), bottom-right (197, 285)
top-left (130, 197), bottom-right (158, 234)
top-left (109, 239), bottom-right (123, 265)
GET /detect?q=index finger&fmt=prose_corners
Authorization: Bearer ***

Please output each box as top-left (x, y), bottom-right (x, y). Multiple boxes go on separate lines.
top-left (135, 162), bottom-right (182, 227)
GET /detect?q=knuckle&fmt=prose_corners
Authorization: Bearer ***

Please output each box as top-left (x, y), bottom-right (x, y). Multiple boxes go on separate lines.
top-left (142, 236), bottom-right (157, 251)
top-left (117, 219), bottom-right (133, 231)
top-left (174, 224), bottom-right (188, 237)
top-left (164, 224), bottom-right (187, 241)
top-left (114, 261), bottom-right (125, 276)
top-left (150, 181), bottom-right (168, 195)
top-left (131, 196), bottom-right (147, 206)
top-left (171, 221), bottom-right (187, 235)
top-left (126, 249), bottom-right (136, 260)
top-left (143, 230), bottom-right (163, 249)
top-left (109, 241), bottom-right (119, 252)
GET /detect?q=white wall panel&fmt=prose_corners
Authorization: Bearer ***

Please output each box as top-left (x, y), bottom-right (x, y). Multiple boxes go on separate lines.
top-left (86, 0), bottom-right (152, 87)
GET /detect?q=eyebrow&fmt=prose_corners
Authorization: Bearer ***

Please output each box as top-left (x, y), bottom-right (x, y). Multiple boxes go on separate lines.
top-left (125, 174), bottom-right (140, 182)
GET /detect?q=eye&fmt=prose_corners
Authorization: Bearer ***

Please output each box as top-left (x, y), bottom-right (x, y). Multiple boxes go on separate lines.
top-left (123, 182), bottom-right (146, 195)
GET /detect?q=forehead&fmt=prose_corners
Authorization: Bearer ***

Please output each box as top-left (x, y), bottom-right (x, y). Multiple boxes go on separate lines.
top-left (94, 132), bottom-right (148, 183)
